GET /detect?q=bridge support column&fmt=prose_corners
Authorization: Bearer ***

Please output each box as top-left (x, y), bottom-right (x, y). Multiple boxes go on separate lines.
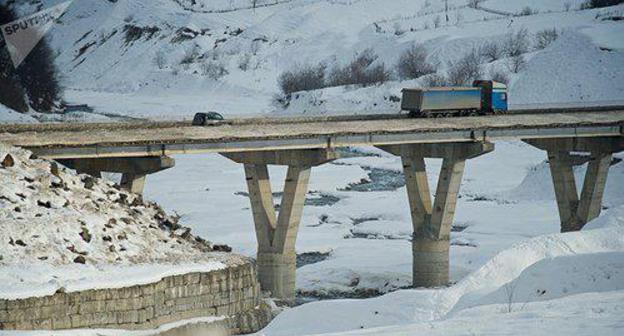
top-left (58, 156), bottom-right (175, 195)
top-left (120, 173), bottom-right (147, 194)
top-left (222, 149), bottom-right (339, 302)
top-left (525, 137), bottom-right (623, 232)
top-left (379, 142), bottom-right (494, 287)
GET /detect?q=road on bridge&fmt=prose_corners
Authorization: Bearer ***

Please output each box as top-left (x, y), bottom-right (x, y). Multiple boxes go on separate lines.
top-left (0, 107), bottom-right (623, 159)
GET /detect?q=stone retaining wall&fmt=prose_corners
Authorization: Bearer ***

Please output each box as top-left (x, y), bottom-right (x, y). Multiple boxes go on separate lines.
top-left (0, 262), bottom-right (272, 333)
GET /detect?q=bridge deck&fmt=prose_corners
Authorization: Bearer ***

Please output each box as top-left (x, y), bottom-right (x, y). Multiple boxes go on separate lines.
top-left (1, 110), bottom-right (623, 159)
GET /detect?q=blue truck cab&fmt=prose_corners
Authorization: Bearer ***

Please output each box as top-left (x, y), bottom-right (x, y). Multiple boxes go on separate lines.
top-left (473, 80), bottom-right (508, 113)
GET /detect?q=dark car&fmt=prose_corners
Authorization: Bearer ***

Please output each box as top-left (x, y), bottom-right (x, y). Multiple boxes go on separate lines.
top-left (192, 112), bottom-right (225, 125)
top-left (61, 103), bottom-right (95, 113)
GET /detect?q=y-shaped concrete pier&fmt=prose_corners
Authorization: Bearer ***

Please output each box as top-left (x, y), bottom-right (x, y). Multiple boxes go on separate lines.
top-left (378, 142), bottom-right (494, 287)
top-left (525, 137), bottom-right (623, 232)
top-left (220, 137), bottom-right (620, 298)
top-left (222, 149), bottom-right (339, 302)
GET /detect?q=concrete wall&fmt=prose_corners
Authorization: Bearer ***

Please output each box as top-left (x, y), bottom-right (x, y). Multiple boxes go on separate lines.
top-left (0, 263), bottom-right (272, 334)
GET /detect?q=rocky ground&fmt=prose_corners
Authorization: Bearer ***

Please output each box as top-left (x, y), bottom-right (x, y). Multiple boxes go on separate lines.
top-left (0, 141), bottom-right (244, 300)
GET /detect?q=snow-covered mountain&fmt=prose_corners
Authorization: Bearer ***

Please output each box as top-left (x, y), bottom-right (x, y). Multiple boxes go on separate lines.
top-left (4, 0), bottom-right (624, 120)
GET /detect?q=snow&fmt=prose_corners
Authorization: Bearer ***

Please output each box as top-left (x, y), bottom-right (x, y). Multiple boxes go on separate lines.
top-left (2, 1), bottom-right (624, 335)
top-left (311, 291), bottom-right (624, 336)
top-left (0, 105), bottom-right (37, 124)
top-left (0, 316), bottom-right (227, 336)
top-left (137, 137), bottom-right (624, 335)
top-left (504, 152), bottom-right (624, 206)
top-left (581, 21), bottom-right (624, 51)
top-left (142, 140), bottom-right (562, 297)
top-left (0, 262), bottom-right (226, 301)
top-left (454, 251), bottom-right (624, 310)
top-left (256, 206), bottom-right (624, 335)
top-left (510, 31), bottom-right (624, 106)
top-left (3, 0), bottom-right (621, 119)
top-left (0, 142), bottom-right (240, 300)
top-left (482, 0), bottom-right (587, 14)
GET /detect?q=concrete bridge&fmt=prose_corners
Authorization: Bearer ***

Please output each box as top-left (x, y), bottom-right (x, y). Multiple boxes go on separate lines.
top-left (2, 107), bottom-right (623, 302)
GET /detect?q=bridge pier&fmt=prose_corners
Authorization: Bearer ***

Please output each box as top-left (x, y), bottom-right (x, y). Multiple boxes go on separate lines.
top-left (525, 137), bottom-right (623, 232)
top-left (222, 149), bottom-right (339, 302)
top-left (57, 156), bottom-right (175, 195)
top-left (379, 142), bottom-right (494, 287)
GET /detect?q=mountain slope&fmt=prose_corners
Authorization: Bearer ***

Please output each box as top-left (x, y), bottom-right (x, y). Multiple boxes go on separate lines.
top-left (3, 0), bottom-right (622, 119)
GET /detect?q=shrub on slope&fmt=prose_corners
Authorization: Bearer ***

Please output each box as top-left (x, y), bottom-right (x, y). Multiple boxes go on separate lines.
top-left (278, 64), bottom-right (327, 95)
top-left (397, 44), bottom-right (436, 80)
top-left (328, 49), bottom-right (391, 87)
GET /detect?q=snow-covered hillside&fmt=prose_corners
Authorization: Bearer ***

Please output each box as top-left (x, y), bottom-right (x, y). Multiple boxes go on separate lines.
top-left (2, 0), bottom-right (623, 119)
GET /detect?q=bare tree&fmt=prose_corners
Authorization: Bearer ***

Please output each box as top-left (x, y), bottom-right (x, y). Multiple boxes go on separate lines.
top-left (518, 6), bottom-right (538, 16)
top-left (534, 28), bottom-right (559, 49)
top-left (397, 44), bottom-right (436, 79)
top-left (507, 55), bottom-right (526, 73)
top-left (278, 63), bottom-right (326, 95)
top-left (328, 49), bottom-right (390, 87)
top-left (503, 281), bottom-right (518, 313)
top-left (201, 59), bottom-right (229, 80)
top-left (503, 28), bottom-right (530, 57)
top-left (488, 67), bottom-right (509, 84)
top-left (447, 48), bottom-right (482, 85)
top-left (480, 41), bottom-right (502, 62)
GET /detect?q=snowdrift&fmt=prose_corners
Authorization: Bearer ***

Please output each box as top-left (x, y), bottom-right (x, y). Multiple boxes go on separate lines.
top-left (505, 153), bottom-right (624, 205)
top-left (257, 204), bottom-right (624, 336)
